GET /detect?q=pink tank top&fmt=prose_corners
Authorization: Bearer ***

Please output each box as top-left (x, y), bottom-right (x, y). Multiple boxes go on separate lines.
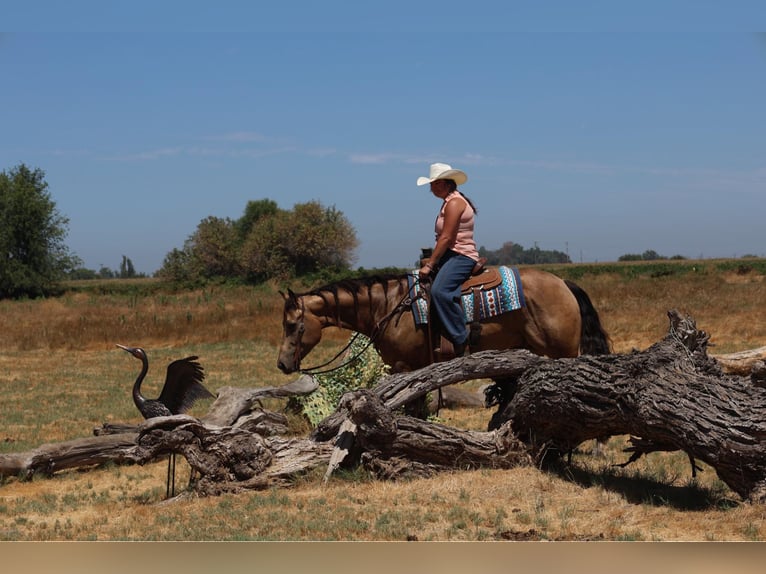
top-left (435, 191), bottom-right (479, 261)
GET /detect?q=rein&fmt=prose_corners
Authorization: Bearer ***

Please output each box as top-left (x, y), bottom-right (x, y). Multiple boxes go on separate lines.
top-left (296, 279), bottom-right (423, 376)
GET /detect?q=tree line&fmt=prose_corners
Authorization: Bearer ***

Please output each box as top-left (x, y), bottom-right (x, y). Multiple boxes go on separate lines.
top-left (478, 241), bottom-right (571, 265)
top-left (1, 162), bottom-right (755, 299)
top-left (1, 163), bottom-right (360, 297)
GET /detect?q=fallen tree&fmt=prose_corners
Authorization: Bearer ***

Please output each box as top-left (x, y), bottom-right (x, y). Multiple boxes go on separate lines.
top-left (712, 346), bottom-right (766, 376)
top-left (2, 311), bottom-right (766, 502)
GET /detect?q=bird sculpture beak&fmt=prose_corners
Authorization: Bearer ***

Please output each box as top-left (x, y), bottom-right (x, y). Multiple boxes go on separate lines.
top-left (116, 344), bottom-right (131, 352)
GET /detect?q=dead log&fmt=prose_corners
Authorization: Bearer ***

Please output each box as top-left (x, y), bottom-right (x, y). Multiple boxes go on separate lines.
top-left (313, 310), bottom-right (766, 502)
top-left (2, 378), bottom-right (322, 490)
top-left (713, 346), bottom-right (766, 376)
top-left (201, 375), bottom-right (318, 427)
top-left (131, 415), bottom-right (334, 495)
top-left (6, 313), bottom-right (766, 503)
top-left (0, 433), bottom-right (140, 478)
top-left (0, 413), bottom-right (335, 495)
top-left (311, 348), bottom-right (543, 441)
top-left (489, 310), bottom-right (766, 503)
top-left (752, 361), bottom-right (766, 388)
top-left (337, 389), bottom-right (531, 480)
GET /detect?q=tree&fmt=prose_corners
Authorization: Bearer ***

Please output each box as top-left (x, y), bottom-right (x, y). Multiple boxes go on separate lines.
top-left (0, 164), bottom-right (80, 298)
top-left (479, 241), bottom-right (570, 265)
top-left (617, 250), bottom-right (686, 262)
top-left (119, 255), bottom-right (136, 279)
top-left (157, 217), bottom-right (241, 284)
top-left (642, 249), bottom-right (662, 261)
top-left (157, 247), bottom-right (193, 284)
top-left (188, 216), bottom-right (242, 279)
top-left (239, 200), bottom-right (358, 281)
top-left (158, 199), bottom-right (359, 284)
top-left (234, 199), bottom-right (279, 240)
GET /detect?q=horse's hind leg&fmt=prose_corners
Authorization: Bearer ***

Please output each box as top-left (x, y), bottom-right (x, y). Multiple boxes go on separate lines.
top-left (485, 376), bottom-right (519, 431)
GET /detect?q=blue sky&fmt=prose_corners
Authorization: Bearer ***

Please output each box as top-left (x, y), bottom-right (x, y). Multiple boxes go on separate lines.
top-left (2, 3), bottom-right (765, 274)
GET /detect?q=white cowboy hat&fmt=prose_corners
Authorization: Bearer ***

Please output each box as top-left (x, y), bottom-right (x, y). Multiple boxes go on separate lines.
top-left (416, 162), bottom-right (468, 186)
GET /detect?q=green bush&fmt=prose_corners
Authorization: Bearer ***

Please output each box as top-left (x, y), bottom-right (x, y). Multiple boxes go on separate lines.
top-left (296, 334), bottom-right (389, 426)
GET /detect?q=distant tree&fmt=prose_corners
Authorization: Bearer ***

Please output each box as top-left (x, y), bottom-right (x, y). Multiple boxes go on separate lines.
top-left (98, 266), bottom-right (116, 279)
top-left (618, 250), bottom-right (683, 262)
top-left (188, 216), bottom-right (242, 278)
top-left (240, 200), bottom-right (358, 281)
top-left (0, 164), bottom-right (81, 298)
top-left (119, 255), bottom-right (136, 278)
top-left (158, 199), bottom-right (358, 284)
top-left (238, 210), bottom-right (291, 282)
top-left (157, 247), bottom-right (193, 284)
top-left (642, 249), bottom-right (662, 261)
top-left (156, 217), bottom-right (241, 283)
top-left (618, 253), bottom-right (643, 262)
top-left (234, 199), bottom-right (279, 240)
top-left (479, 241), bottom-right (570, 265)
top-left (68, 267), bottom-right (99, 280)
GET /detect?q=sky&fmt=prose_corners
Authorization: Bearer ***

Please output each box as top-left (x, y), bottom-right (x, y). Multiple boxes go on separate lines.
top-left (2, 2), bottom-right (765, 274)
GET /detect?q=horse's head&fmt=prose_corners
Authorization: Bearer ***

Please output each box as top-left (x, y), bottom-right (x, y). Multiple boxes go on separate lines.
top-left (277, 289), bottom-right (324, 374)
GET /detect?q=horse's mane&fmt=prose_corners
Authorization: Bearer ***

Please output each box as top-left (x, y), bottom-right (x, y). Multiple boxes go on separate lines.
top-left (300, 273), bottom-right (405, 297)
top-left (295, 273), bottom-right (409, 317)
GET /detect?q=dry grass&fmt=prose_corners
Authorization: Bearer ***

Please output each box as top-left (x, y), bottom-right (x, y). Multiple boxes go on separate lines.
top-left (584, 269), bottom-right (766, 354)
top-left (1, 263), bottom-right (765, 541)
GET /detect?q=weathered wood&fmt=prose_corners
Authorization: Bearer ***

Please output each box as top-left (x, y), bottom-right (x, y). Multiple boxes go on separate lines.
top-left (713, 346), bottom-right (766, 376)
top-left (5, 314), bottom-right (766, 503)
top-left (752, 361), bottom-right (766, 388)
top-left (310, 348), bottom-right (543, 441)
top-left (0, 433), bottom-right (140, 478)
top-left (4, 379), bottom-right (323, 490)
top-left (135, 415), bottom-right (335, 495)
top-left (337, 389), bottom-right (531, 480)
top-left (202, 375), bottom-right (318, 427)
top-left (490, 310), bottom-right (766, 502)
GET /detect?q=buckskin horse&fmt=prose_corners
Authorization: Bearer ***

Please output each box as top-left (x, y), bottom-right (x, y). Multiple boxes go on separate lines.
top-left (276, 267), bottom-right (610, 378)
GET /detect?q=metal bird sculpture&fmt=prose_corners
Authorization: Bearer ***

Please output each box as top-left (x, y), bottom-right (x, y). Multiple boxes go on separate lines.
top-left (116, 344), bottom-right (214, 497)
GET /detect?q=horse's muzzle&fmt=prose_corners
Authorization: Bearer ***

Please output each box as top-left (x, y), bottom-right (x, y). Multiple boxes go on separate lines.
top-left (277, 359), bottom-right (296, 374)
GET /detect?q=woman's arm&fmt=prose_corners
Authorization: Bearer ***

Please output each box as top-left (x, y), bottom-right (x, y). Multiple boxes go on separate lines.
top-left (419, 196), bottom-right (467, 279)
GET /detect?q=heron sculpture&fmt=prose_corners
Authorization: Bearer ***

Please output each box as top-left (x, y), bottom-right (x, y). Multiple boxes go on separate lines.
top-left (116, 344), bottom-right (214, 497)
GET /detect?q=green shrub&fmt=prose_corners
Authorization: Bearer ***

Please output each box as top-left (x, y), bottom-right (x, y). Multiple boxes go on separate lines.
top-left (296, 334), bottom-right (389, 426)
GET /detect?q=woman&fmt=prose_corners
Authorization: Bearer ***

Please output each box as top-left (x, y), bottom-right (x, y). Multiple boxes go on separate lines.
top-left (417, 162), bottom-right (480, 357)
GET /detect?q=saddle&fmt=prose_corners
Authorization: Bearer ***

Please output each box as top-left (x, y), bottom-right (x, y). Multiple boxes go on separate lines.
top-left (421, 256), bottom-right (499, 292)
top-left (460, 262), bottom-right (502, 294)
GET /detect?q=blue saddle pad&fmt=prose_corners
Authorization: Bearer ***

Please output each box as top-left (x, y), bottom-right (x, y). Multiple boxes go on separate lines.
top-left (407, 265), bottom-right (525, 326)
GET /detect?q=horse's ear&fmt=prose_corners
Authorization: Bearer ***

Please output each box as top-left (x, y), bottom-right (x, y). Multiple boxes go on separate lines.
top-left (279, 289), bottom-right (296, 301)
top-left (280, 289), bottom-right (299, 306)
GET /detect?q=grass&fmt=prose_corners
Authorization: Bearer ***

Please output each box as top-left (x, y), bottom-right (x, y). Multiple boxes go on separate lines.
top-left (0, 260), bottom-right (765, 540)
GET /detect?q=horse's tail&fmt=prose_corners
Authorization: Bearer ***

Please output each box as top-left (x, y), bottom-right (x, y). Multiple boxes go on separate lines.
top-left (565, 280), bottom-right (612, 355)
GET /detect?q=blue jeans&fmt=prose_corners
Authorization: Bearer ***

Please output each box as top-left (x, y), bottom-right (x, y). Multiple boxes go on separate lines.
top-left (431, 250), bottom-right (476, 346)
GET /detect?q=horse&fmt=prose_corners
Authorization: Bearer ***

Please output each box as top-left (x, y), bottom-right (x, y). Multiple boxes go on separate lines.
top-left (277, 267), bottom-right (611, 377)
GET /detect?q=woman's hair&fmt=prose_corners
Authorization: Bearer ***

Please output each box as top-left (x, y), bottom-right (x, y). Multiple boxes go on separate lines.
top-left (445, 179), bottom-right (478, 215)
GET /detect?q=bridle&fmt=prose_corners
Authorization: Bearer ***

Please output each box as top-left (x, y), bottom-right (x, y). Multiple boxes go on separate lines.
top-left (287, 278), bottom-right (425, 376)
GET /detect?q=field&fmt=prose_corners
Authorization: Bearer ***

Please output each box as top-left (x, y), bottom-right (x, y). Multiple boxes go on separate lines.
top-left (1, 260), bottom-right (765, 541)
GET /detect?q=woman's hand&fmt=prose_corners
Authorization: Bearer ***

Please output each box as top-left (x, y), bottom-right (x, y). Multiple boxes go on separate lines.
top-left (418, 262), bottom-right (433, 281)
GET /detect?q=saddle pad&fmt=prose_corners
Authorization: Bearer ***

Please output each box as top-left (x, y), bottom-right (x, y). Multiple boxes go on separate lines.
top-left (407, 265), bottom-right (526, 326)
